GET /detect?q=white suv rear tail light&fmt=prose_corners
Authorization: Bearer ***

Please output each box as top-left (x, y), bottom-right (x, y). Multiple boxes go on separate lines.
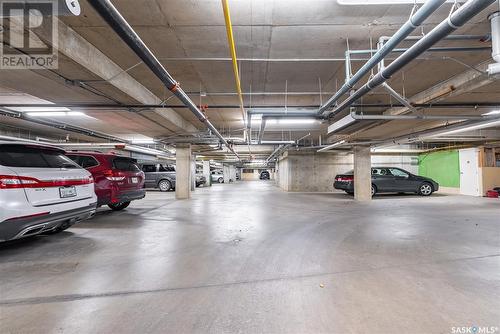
top-left (0, 175), bottom-right (93, 189)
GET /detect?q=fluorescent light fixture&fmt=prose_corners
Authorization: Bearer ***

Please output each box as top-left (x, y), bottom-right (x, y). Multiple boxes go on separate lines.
top-left (12, 106), bottom-right (70, 112)
top-left (428, 119), bottom-right (500, 137)
top-left (338, 0), bottom-right (464, 4)
top-left (266, 119), bottom-right (317, 125)
top-left (318, 140), bottom-right (346, 152)
top-left (27, 111), bottom-right (85, 117)
top-left (482, 110), bottom-right (500, 116)
top-left (131, 139), bottom-right (156, 144)
top-left (328, 113), bottom-right (356, 134)
top-left (249, 108), bottom-right (317, 114)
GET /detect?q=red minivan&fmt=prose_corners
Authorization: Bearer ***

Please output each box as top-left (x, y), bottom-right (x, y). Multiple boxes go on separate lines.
top-left (66, 152), bottom-right (146, 211)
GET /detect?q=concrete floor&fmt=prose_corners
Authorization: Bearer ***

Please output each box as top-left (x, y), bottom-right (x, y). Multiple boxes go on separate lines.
top-left (1, 181), bottom-right (499, 334)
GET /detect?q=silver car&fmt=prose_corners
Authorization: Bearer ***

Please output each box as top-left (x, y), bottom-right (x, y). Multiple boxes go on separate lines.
top-left (0, 142), bottom-right (97, 242)
top-left (141, 163), bottom-right (176, 191)
top-left (211, 171), bottom-right (224, 184)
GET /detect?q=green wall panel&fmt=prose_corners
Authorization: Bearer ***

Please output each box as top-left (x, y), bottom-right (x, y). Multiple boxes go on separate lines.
top-left (418, 150), bottom-right (460, 188)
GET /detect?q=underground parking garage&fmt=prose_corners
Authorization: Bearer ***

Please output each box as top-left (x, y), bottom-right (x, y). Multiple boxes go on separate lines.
top-left (0, 0), bottom-right (500, 333)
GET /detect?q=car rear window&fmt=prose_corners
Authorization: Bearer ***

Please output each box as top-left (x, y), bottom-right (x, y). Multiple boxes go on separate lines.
top-left (112, 157), bottom-right (140, 172)
top-left (0, 144), bottom-right (80, 169)
top-left (159, 164), bottom-right (175, 172)
top-left (68, 155), bottom-right (99, 169)
top-left (141, 164), bottom-right (156, 173)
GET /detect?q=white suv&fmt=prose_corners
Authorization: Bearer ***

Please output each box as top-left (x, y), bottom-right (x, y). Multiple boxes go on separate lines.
top-left (0, 141), bottom-right (97, 242)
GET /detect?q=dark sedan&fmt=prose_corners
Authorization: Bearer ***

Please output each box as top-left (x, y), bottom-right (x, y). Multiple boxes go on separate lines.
top-left (334, 167), bottom-right (439, 196)
top-left (260, 170), bottom-right (270, 180)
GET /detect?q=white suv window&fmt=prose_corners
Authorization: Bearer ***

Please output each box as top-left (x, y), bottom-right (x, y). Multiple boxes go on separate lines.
top-left (0, 145), bottom-right (79, 169)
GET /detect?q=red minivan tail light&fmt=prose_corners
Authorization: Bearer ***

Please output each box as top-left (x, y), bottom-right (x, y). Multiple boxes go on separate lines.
top-left (336, 176), bottom-right (354, 182)
top-left (0, 175), bottom-right (94, 189)
top-left (103, 170), bottom-right (126, 182)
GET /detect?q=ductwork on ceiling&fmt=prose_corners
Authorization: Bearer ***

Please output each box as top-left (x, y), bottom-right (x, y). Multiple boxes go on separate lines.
top-left (324, 0), bottom-right (497, 119)
top-left (488, 11), bottom-right (500, 75)
top-left (319, 0), bottom-right (448, 116)
top-left (86, 0), bottom-right (240, 160)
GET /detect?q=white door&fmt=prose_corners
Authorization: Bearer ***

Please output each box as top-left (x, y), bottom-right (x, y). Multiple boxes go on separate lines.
top-left (459, 148), bottom-right (480, 196)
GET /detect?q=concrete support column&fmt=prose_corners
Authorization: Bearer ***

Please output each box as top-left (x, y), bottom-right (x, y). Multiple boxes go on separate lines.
top-left (202, 160), bottom-right (211, 186)
top-left (191, 156), bottom-right (196, 191)
top-left (229, 165), bottom-right (236, 182)
top-left (175, 144), bottom-right (192, 200)
top-left (354, 146), bottom-right (372, 201)
top-left (223, 164), bottom-right (231, 184)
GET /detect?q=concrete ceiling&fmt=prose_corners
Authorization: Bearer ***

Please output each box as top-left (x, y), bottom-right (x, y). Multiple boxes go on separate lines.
top-left (0, 0), bottom-right (499, 155)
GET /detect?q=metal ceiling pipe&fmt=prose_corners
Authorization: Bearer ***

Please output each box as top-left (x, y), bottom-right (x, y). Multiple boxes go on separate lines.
top-left (378, 33), bottom-right (490, 42)
top-left (350, 111), bottom-right (486, 120)
top-left (381, 83), bottom-right (417, 113)
top-left (258, 118), bottom-right (267, 144)
top-left (266, 144), bottom-right (293, 162)
top-left (319, 0), bottom-right (447, 115)
top-left (374, 116), bottom-right (500, 146)
top-left (488, 11), bottom-right (500, 74)
top-left (86, 0), bottom-right (240, 160)
top-left (348, 46), bottom-right (491, 54)
top-left (327, 0), bottom-right (497, 118)
top-left (221, 0), bottom-right (246, 123)
top-left (0, 108), bottom-right (126, 142)
top-left (3, 103), bottom-right (499, 110)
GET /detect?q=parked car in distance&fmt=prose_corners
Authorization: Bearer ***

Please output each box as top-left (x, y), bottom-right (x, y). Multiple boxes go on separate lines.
top-left (67, 152), bottom-right (145, 211)
top-left (196, 174), bottom-right (206, 187)
top-left (260, 170), bottom-right (270, 180)
top-left (334, 167), bottom-right (439, 197)
top-left (211, 171), bottom-right (224, 184)
top-left (0, 142), bottom-right (97, 242)
top-left (141, 163), bottom-right (176, 191)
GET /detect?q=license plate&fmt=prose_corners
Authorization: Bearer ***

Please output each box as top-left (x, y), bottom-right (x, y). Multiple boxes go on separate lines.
top-left (59, 186), bottom-right (77, 198)
top-left (131, 177), bottom-right (138, 184)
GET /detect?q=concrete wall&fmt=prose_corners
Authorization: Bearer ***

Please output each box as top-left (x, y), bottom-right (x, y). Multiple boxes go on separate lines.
top-left (480, 167), bottom-right (500, 195)
top-left (277, 151), bottom-right (353, 192)
top-left (241, 169), bottom-right (275, 181)
top-left (373, 154), bottom-right (418, 175)
top-left (277, 155), bottom-right (290, 191)
top-left (242, 170), bottom-right (261, 180)
top-left (276, 151), bottom-right (419, 193)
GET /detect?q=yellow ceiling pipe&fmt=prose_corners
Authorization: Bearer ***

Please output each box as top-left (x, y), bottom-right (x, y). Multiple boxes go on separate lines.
top-left (221, 0), bottom-right (246, 123)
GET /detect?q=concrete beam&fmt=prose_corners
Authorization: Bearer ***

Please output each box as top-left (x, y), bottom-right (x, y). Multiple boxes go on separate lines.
top-left (384, 61), bottom-right (494, 116)
top-left (354, 146), bottom-right (372, 202)
top-left (334, 60), bottom-right (496, 140)
top-left (25, 18), bottom-right (197, 133)
top-left (175, 144), bottom-right (192, 200)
